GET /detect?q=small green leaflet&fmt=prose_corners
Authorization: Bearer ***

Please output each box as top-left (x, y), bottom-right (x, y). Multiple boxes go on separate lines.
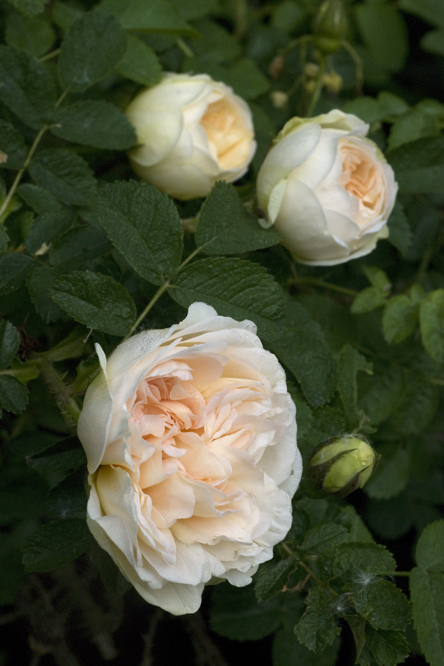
top-left (415, 520), bottom-right (444, 571)
top-left (115, 34), bottom-right (162, 86)
top-left (352, 287), bottom-right (387, 315)
top-left (295, 587), bottom-right (340, 652)
top-left (5, 11), bottom-right (55, 57)
top-left (0, 320), bottom-right (20, 370)
top-left (358, 364), bottom-right (406, 426)
top-left (18, 183), bottom-right (63, 215)
top-left (419, 289), bottom-right (444, 364)
top-left (29, 149), bottom-right (96, 206)
top-left (49, 225), bottom-right (111, 268)
top-left (51, 270), bottom-right (137, 336)
top-left (196, 181), bottom-right (280, 254)
top-left (0, 252), bottom-right (33, 295)
top-left (210, 584), bottom-right (281, 642)
top-left (94, 180), bottom-right (183, 285)
top-left (0, 45), bottom-right (57, 129)
top-left (25, 210), bottom-right (74, 256)
top-left (22, 518), bottom-right (94, 572)
top-left (337, 344), bottom-right (372, 428)
top-left (351, 578), bottom-right (411, 631)
top-left (318, 543), bottom-right (396, 579)
top-left (27, 264), bottom-right (64, 323)
top-left (0, 120), bottom-right (27, 170)
top-left (383, 295), bottom-right (419, 345)
top-left (0, 375), bottom-right (29, 414)
top-left (364, 448), bottom-right (410, 500)
top-left (301, 524), bottom-right (350, 556)
top-left (388, 137), bottom-right (444, 193)
top-left (387, 201), bottom-right (412, 256)
top-left (98, 0), bottom-right (198, 36)
top-left (362, 626), bottom-right (409, 666)
top-left (58, 11), bottom-right (126, 92)
top-left (410, 568), bottom-right (444, 666)
top-left (169, 256), bottom-right (285, 339)
top-left (8, 0), bottom-right (47, 16)
top-left (254, 558), bottom-right (297, 603)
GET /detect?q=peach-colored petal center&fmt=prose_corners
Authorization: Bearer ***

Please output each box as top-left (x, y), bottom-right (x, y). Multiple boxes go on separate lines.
top-left (200, 97), bottom-right (253, 170)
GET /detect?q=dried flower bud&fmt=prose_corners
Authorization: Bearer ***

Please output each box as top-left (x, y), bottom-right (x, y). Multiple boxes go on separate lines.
top-left (307, 435), bottom-right (380, 497)
top-left (268, 55), bottom-right (285, 80)
top-left (323, 72), bottom-right (343, 94)
top-left (313, 0), bottom-right (348, 54)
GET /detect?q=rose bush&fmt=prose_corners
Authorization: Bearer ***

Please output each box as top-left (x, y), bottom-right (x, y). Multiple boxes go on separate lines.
top-left (77, 303), bottom-right (301, 615)
top-left (125, 73), bottom-right (256, 200)
top-left (257, 109), bottom-right (397, 265)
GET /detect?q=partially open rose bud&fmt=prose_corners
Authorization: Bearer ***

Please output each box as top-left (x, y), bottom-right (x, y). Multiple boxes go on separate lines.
top-left (126, 73), bottom-right (256, 200)
top-left (307, 435), bottom-right (380, 497)
top-left (257, 109), bottom-right (397, 266)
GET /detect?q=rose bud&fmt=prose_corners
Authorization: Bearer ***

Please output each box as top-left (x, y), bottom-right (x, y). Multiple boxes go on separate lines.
top-left (77, 303), bottom-right (301, 615)
top-left (313, 0), bottom-right (348, 54)
top-left (125, 73), bottom-right (256, 200)
top-left (307, 435), bottom-right (380, 497)
top-left (256, 109), bottom-right (397, 266)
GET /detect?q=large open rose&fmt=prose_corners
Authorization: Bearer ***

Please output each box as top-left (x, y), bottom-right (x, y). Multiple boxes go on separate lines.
top-left (257, 109), bottom-right (397, 265)
top-left (77, 303), bottom-right (300, 615)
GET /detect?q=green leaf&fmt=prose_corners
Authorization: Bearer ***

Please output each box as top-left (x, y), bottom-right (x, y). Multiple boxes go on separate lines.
top-left (364, 448), bottom-right (410, 500)
top-left (169, 257), bottom-right (284, 339)
top-left (343, 93), bottom-right (409, 125)
top-left (27, 264), bottom-right (63, 323)
top-left (421, 29), bottom-right (444, 56)
top-left (399, 0), bottom-right (444, 28)
top-left (0, 225), bottom-right (9, 252)
top-left (362, 267), bottom-right (391, 291)
top-left (352, 288), bottom-right (387, 315)
top-left (115, 34), bottom-right (162, 85)
top-left (98, 0), bottom-right (198, 36)
top-left (51, 101), bottom-right (136, 150)
top-left (301, 524), bottom-right (350, 555)
top-left (49, 225), bottom-right (111, 267)
top-left (29, 149), bottom-right (96, 206)
top-left (0, 45), bottom-right (57, 129)
top-left (7, 0), bottom-right (47, 16)
top-left (388, 137), bottom-right (444, 194)
top-left (196, 182), bottom-right (280, 255)
top-left (22, 518), bottom-right (94, 572)
top-left (210, 583), bottom-right (281, 641)
top-left (169, 0), bottom-right (217, 21)
top-left (389, 374), bottom-right (439, 435)
top-left (419, 290), bottom-right (444, 364)
top-left (29, 436), bottom-right (86, 478)
top-left (343, 506), bottom-right (374, 543)
top-left (273, 629), bottom-right (340, 666)
top-left (58, 11), bottom-right (126, 92)
top-left (0, 120), bottom-right (27, 170)
top-left (268, 300), bottom-right (336, 408)
top-left (255, 558), bottom-right (297, 603)
top-left (47, 467), bottom-right (87, 520)
top-left (5, 11), bottom-right (55, 57)
top-left (51, 270), bottom-right (137, 336)
top-left (359, 365), bottom-right (406, 426)
top-left (25, 210), bottom-right (74, 256)
top-left (0, 374), bottom-right (29, 414)
top-left (318, 543), bottom-right (396, 579)
top-left (383, 296), bottom-right (419, 345)
top-left (354, 4), bottom-right (408, 73)
top-left (51, 0), bottom-right (84, 30)
top-left (337, 344), bottom-right (372, 427)
top-left (410, 568), bottom-right (444, 666)
top-left (18, 183), bottom-right (62, 215)
top-left (415, 521), bottom-right (444, 571)
top-left (223, 58), bottom-right (270, 100)
top-left (352, 578), bottom-right (411, 631)
top-left (388, 109), bottom-right (441, 152)
top-left (0, 252), bottom-right (33, 295)
top-left (365, 626), bottom-right (409, 666)
top-left (295, 587), bottom-right (340, 652)
top-left (0, 320), bottom-right (20, 369)
top-left (386, 201), bottom-right (412, 256)
top-left (94, 180), bottom-right (183, 285)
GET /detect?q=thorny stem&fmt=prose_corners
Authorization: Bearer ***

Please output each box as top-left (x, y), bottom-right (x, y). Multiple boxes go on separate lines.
top-left (177, 38), bottom-right (194, 58)
top-left (38, 358), bottom-right (81, 426)
top-left (289, 276), bottom-right (358, 297)
top-left (341, 40), bottom-right (363, 96)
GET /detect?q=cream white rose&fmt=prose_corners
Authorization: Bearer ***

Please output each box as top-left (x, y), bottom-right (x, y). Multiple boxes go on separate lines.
top-left (125, 73), bottom-right (256, 200)
top-left (257, 109), bottom-right (398, 265)
top-left (77, 303), bottom-right (301, 615)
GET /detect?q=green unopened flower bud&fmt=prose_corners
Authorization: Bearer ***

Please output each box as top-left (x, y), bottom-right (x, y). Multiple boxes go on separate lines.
top-left (308, 436), bottom-right (380, 497)
top-left (313, 0), bottom-right (348, 54)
